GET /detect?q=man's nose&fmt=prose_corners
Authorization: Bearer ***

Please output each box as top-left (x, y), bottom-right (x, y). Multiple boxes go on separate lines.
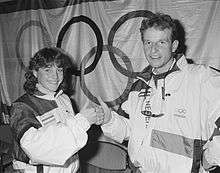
top-left (150, 43), bottom-right (159, 53)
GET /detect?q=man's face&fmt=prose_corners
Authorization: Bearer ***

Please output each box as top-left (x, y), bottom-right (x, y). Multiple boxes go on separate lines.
top-left (142, 27), bottom-right (178, 73)
top-left (34, 64), bottom-right (63, 93)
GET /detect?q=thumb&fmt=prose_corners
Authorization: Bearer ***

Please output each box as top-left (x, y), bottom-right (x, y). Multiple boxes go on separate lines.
top-left (97, 96), bottom-right (108, 109)
top-left (97, 96), bottom-right (112, 124)
top-left (81, 99), bottom-right (90, 111)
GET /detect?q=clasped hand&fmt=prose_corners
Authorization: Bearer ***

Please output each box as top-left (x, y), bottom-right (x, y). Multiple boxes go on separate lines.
top-left (80, 96), bottom-right (112, 125)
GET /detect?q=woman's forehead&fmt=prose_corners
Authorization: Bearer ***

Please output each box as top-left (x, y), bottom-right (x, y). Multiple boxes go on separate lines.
top-left (42, 62), bottom-right (63, 68)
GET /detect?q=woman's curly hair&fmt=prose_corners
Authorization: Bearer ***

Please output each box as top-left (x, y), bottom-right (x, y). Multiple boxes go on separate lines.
top-left (23, 47), bottom-right (76, 95)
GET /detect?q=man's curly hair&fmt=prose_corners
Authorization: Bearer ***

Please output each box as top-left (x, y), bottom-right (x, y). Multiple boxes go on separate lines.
top-left (140, 12), bottom-right (178, 43)
top-left (23, 47), bottom-right (76, 95)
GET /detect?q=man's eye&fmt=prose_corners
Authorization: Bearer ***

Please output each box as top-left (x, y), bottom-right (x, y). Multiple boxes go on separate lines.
top-left (144, 41), bottom-right (151, 45)
top-left (44, 68), bottom-right (50, 72)
top-left (159, 41), bottom-right (167, 45)
top-left (58, 68), bottom-right (63, 72)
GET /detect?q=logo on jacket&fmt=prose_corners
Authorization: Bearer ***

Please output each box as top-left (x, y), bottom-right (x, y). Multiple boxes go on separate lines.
top-left (173, 108), bottom-right (187, 118)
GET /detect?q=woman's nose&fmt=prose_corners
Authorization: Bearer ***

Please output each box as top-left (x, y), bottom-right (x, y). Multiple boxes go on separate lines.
top-left (51, 68), bottom-right (59, 78)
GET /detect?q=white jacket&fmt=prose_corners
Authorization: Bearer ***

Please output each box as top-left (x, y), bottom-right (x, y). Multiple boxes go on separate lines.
top-left (102, 55), bottom-right (220, 173)
top-left (10, 91), bottom-right (90, 173)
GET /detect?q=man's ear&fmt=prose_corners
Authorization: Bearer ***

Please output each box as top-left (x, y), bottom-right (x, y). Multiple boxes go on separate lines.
top-left (33, 70), bottom-right (38, 78)
top-left (172, 40), bottom-right (179, 53)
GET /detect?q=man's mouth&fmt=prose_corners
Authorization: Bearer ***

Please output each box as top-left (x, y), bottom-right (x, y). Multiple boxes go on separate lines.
top-left (150, 56), bottom-right (160, 59)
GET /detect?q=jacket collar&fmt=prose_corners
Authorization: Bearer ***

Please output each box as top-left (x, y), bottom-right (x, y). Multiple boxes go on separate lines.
top-left (34, 85), bottom-right (63, 100)
top-left (137, 53), bottom-right (185, 82)
top-left (137, 54), bottom-right (188, 92)
top-left (165, 54), bottom-right (188, 93)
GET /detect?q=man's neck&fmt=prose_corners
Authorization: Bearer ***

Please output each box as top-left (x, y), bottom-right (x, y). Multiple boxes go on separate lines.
top-left (152, 58), bottom-right (175, 75)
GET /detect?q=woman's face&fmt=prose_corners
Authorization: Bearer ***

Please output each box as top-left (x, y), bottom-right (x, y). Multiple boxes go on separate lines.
top-left (34, 64), bottom-right (63, 93)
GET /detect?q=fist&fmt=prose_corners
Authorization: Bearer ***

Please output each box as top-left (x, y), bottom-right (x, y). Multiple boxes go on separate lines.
top-left (97, 96), bottom-right (112, 125)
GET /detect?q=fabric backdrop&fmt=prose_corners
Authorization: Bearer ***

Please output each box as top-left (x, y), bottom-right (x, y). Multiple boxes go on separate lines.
top-left (1, 0), bottom-right (220, 171)
top-left (0, 0), bottom-right (220, 130)
top-left (1, 0), bottom-right (220, 113)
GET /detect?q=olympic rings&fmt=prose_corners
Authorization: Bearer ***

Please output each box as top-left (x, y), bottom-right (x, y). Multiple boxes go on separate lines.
top-left (80, 45), bottom-right (134, 107)
top-left (56, 15), bottom-right (103, 76)
top-left (15, 20), bottom-right (52, 71)
top-left (15, 10), bottom-right (154, 107)
top-left (108, 10), bottom-right (154, 78)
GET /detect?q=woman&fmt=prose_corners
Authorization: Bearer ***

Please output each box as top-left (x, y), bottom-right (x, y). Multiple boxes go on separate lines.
top-left (10, 47), bottom-right (103, 173)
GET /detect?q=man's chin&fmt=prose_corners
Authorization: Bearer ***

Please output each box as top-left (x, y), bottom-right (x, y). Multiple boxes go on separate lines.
top-left (150, 63), bottom-right (163, 69)
top-left (149, 59), bottom-right (162, 66)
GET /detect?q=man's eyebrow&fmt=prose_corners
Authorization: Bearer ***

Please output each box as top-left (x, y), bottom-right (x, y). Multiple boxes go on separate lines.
top-left (158, 38), bottom-right (171, 43)
top-left (43, 65), bottom-right (52, 68)
top-left (159, 38), bottom-right (169, 41)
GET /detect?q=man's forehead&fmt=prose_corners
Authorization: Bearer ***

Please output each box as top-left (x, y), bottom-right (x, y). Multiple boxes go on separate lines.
top-left (143, 28), bottom-right (171, 40)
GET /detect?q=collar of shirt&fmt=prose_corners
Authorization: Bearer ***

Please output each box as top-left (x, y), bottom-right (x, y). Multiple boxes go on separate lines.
top-left (34, 87), bottom-right (63, 100)
top-left (137, 54), bottom-right (183, 86)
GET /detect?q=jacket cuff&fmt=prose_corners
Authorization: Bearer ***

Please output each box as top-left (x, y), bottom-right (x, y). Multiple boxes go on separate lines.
top-left (73, 113), bottom-right (91, 131)
top-left (101, 111), bottom-right (115, 128)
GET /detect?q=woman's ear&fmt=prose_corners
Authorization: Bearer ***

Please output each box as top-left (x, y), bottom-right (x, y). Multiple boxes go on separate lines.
top-left (33, 70), bottom-right (38, 78)
top-left (172, 40), bottom-right (179, 53)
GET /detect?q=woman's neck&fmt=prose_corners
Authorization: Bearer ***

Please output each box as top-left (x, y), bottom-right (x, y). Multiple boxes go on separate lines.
top-left (36, 83), bottom-right (56, 96)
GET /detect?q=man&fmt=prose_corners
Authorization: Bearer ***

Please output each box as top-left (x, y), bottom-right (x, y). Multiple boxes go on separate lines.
top-left (98, 13), bottom-right (220, 173)
top-left (10, 47), bottom-right (104, 173)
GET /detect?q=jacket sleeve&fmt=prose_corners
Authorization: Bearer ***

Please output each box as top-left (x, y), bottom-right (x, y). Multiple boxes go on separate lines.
top-left (11, 102), bottom-right (90, 166)
top-left (101, 98), bottom-right (131, 143)
top-left (101, 90), bottom-right (141, 143)
top-left (10, 102), bottom-right (42, 163)
top-left (201, 67), bottom-right (220, 170)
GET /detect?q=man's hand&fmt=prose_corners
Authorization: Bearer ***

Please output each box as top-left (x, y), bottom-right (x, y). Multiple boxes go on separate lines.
top-left (80, 107), bottom-right (100, 125)
top-left (202, 135), bottom-right (220, 171)
top-left (97, 96), bottom-right (112, 125)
